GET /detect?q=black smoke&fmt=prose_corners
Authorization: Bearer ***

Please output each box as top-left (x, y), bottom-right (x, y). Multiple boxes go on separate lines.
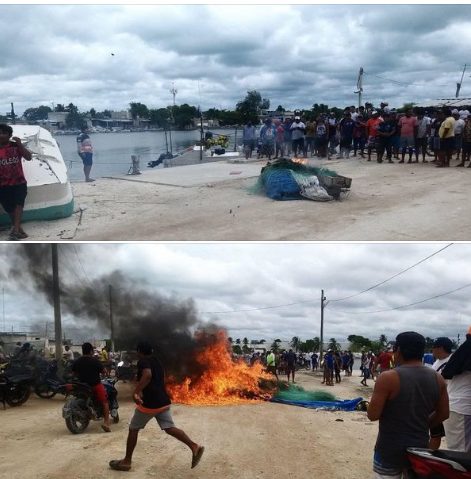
top-left (7, 244), bottom-right (224, 378)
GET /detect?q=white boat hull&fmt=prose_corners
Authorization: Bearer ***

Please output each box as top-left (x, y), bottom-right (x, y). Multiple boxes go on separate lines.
top-left (0, 125), bottom-right (74, 225)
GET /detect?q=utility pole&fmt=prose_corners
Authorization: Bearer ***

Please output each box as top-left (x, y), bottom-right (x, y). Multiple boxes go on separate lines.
top-left (320, 289), bottom-right (326, 362)
top-left (2, 287), bottom-right (5, 332)
top-left (199, 112), bottom-right (204, 162)
top-left (169, 82), bottom-right (178, 154)
top-left (355, 67), bottom-right (364, 108)
top-left (456, 64), bottom-right (467, 98)
top-left (109, 284), bottom-right (115, 353)
top-left (52, 244), bottom-right (63, 375)
top-left (10, 103), bottom-right (16, 125)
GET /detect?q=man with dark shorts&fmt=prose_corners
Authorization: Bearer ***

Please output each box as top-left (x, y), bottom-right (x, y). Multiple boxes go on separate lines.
top-left (72, 342), bottom-right (111, 433)
top-left (286, 349), bottom-right (297, 383)
top-left (437, 107), bottom-right (456, 168)
top-left (368, 332), bottom-right (449, 478)
top-left (109, 341), bottom-right (204, 472)
top-left (76, 125), bottom-right (95, 182)
top-left (0, 124), bottom-right (32, 240)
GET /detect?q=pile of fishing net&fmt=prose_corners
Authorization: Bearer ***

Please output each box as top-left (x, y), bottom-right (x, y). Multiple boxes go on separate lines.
top-left (252, 158), bottom-right (352, 201)
top-left (270, 384), bottom-right (365, 411)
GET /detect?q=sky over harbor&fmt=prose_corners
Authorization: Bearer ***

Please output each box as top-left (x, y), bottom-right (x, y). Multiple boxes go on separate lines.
top-left (2, 4), bottom-right (471, 117)
top-left (1, 243), bottom-right (470, 345)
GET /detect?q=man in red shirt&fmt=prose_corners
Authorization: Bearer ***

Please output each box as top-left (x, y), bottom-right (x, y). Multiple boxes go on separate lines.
top-left (366, 111), bottom-right (382, 162)
top-left (398, 109), bottom-right (419, 164)
top-left (375, 348), bottom-right (394, 375)
top-left (0, 124), bottom-right (32, 240)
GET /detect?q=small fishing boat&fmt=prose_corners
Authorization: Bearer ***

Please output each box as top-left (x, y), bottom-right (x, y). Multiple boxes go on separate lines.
top-left (0, 125), bottom-right (74, 225)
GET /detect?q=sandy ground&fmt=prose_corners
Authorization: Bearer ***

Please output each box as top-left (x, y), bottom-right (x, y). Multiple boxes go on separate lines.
top-left (9, 155), bottom-right (471, 241)
top-left (1, 370), bottom-right (379, 479)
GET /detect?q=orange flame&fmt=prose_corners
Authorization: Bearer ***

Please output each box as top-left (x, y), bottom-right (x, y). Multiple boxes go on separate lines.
top-left (291, 157), bottom-right (308, 165)
top-left (167, 331), bottom-right (272, 405)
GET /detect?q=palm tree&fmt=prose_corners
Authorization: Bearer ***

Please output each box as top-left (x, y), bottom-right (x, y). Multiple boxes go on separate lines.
top-left (271, 339), bottom-right (281, 353)
top-left (290, 336), bottom-right (301, 352)
top-left (328, 338), bottom-right (339, 351)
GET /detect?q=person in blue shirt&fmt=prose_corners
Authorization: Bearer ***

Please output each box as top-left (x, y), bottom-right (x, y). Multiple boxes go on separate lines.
top-left (376, 112), bottom-right (396, 163)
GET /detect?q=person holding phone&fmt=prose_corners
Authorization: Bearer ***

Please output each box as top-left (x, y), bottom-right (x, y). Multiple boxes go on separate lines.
top-left (0, 123), bottom-right (32, 240)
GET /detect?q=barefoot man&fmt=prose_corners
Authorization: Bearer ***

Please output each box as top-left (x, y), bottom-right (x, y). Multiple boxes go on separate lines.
top-left (109, 341), bottom-right (204, 472)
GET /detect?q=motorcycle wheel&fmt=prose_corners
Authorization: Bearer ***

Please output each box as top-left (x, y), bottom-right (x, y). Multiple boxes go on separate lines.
top-left (65, 414), bottom-right (90, 434)
top-left (35, 384), bottom-right (57, 399)
top-left (6, 383), bottom-right (31, 407)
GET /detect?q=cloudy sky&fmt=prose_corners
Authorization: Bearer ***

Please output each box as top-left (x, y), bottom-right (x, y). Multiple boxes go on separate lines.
top-left (1, 243), bottom-right (470, 345)
top-left (2, 4), bottom-right (471, 117)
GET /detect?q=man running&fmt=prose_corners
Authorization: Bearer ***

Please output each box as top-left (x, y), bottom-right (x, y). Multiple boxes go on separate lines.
top-left (109, 341), bottom-right (204, 472)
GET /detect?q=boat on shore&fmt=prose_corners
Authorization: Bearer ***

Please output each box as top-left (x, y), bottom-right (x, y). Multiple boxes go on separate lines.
top-left (0, 125), bottom-right (74, 225)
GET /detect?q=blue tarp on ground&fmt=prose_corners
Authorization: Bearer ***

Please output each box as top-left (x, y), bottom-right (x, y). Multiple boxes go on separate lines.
top-left (270, 396), bottom-right (364, 411)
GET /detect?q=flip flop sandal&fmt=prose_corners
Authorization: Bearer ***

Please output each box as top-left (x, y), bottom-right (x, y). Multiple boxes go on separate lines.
top-left (109, 460), bottom-right (131, 471)
top-left (102, 425), bottom-right (112, 433)
top-left (191, 446), bottom-right (205, 469)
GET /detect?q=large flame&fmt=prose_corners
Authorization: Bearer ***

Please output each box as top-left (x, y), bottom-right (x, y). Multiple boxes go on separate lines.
top-left (167, 331), bottom-right (273, 405)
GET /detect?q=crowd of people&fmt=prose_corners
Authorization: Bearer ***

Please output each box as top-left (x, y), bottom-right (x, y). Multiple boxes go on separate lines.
top-left (242, 103), bottom-right (471, 168)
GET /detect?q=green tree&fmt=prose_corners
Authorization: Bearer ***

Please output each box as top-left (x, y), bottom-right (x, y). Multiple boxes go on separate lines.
top-left (173, 103), bottom-right (198, 129)
top-left (290, 336), bottom-right (301, 352)
top-left (23, 105), bottom-right (52, 123)
top-left (149, 108), bottom-right (172, 128)
top-left (301, 337), bottom-right (320, 352)
top-left (328, 338), bottom-right (339, 351)
top-left (129, 102), bottom-right (149, 120)
top-left (64, 103), bottom-right (86, 129)
top-left (89, 108), bottom-right (97, 118)
top-left (227, 337), bottom-right (233, 345)
top-left (235, 338), bottom-right (241, 345)
top-left (54, 104), bottom-right (66, 112)
top-left (379, 334), bottom-right (388, 348)
top-left (236, 90), bottom-right (270, 124)
top-left (270, 339), bottom-right (281, 353)
top-left (232, 345), bottom-right (242, 355)
top-left (348, 334), bottom-right (372, 352)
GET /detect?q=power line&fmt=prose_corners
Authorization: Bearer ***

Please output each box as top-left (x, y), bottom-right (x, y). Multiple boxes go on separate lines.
top-left (328, 243), bottom-right (453, 303)
top-left (72, 245), bottom-right (94, 287)
top-left (331, 281), bottom-right (471, 315)
top-left (364, 71), bottom-right (450, 89)
top-left (59, 245), bottom-right (88, 289)
top-left (201, 244), bottom-right (453, 314)
top-left (200, 298), bottom-right (319, 314)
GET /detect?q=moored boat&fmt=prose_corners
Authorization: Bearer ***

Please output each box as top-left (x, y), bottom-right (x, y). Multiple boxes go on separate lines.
top-left (0, 125), bottom-right (74, 225)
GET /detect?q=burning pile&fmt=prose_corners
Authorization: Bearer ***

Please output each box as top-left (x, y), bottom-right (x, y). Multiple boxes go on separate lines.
top-left (167, 331), bottom-right (273, 405)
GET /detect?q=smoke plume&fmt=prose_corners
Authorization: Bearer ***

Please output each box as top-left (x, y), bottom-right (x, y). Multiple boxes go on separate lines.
top-left (7, 244), bottom-right (225, 378)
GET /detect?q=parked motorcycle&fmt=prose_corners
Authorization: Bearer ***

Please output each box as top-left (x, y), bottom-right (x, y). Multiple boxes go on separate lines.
top-left (62, 377), bottom-right (120, 434)
top-left (34, 361), bottom-right (67, 399)
top-left (0, 372), bottom-right (33, 407)
top-left (407, 447), bottom-right (471, 478)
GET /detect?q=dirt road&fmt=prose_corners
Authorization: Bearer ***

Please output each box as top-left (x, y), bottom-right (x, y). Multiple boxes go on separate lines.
top-left (12, 156), bottom-right (471, 241)
top-left (1, 371), bottom-right (378, 479)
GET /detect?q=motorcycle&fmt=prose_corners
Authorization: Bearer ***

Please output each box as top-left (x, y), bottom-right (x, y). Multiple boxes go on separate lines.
top-left (62, 377), bottom-right (120, 434)
top-left (407, 447), bottom-right (471, 478)
top-left (0, 372), bottom-right (33, 407)
top-left (34, 360), bottom-right (67, 399)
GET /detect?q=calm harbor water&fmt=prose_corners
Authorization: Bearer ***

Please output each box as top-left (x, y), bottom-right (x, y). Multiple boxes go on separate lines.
top-left (55, 128), bottom-right (244, 181)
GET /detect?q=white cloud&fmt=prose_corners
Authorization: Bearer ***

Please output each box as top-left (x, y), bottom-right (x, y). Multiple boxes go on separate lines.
top-left (2, 4), bottom-right (471, 115)
top-left (2, 243), bottom-right (470, 345)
